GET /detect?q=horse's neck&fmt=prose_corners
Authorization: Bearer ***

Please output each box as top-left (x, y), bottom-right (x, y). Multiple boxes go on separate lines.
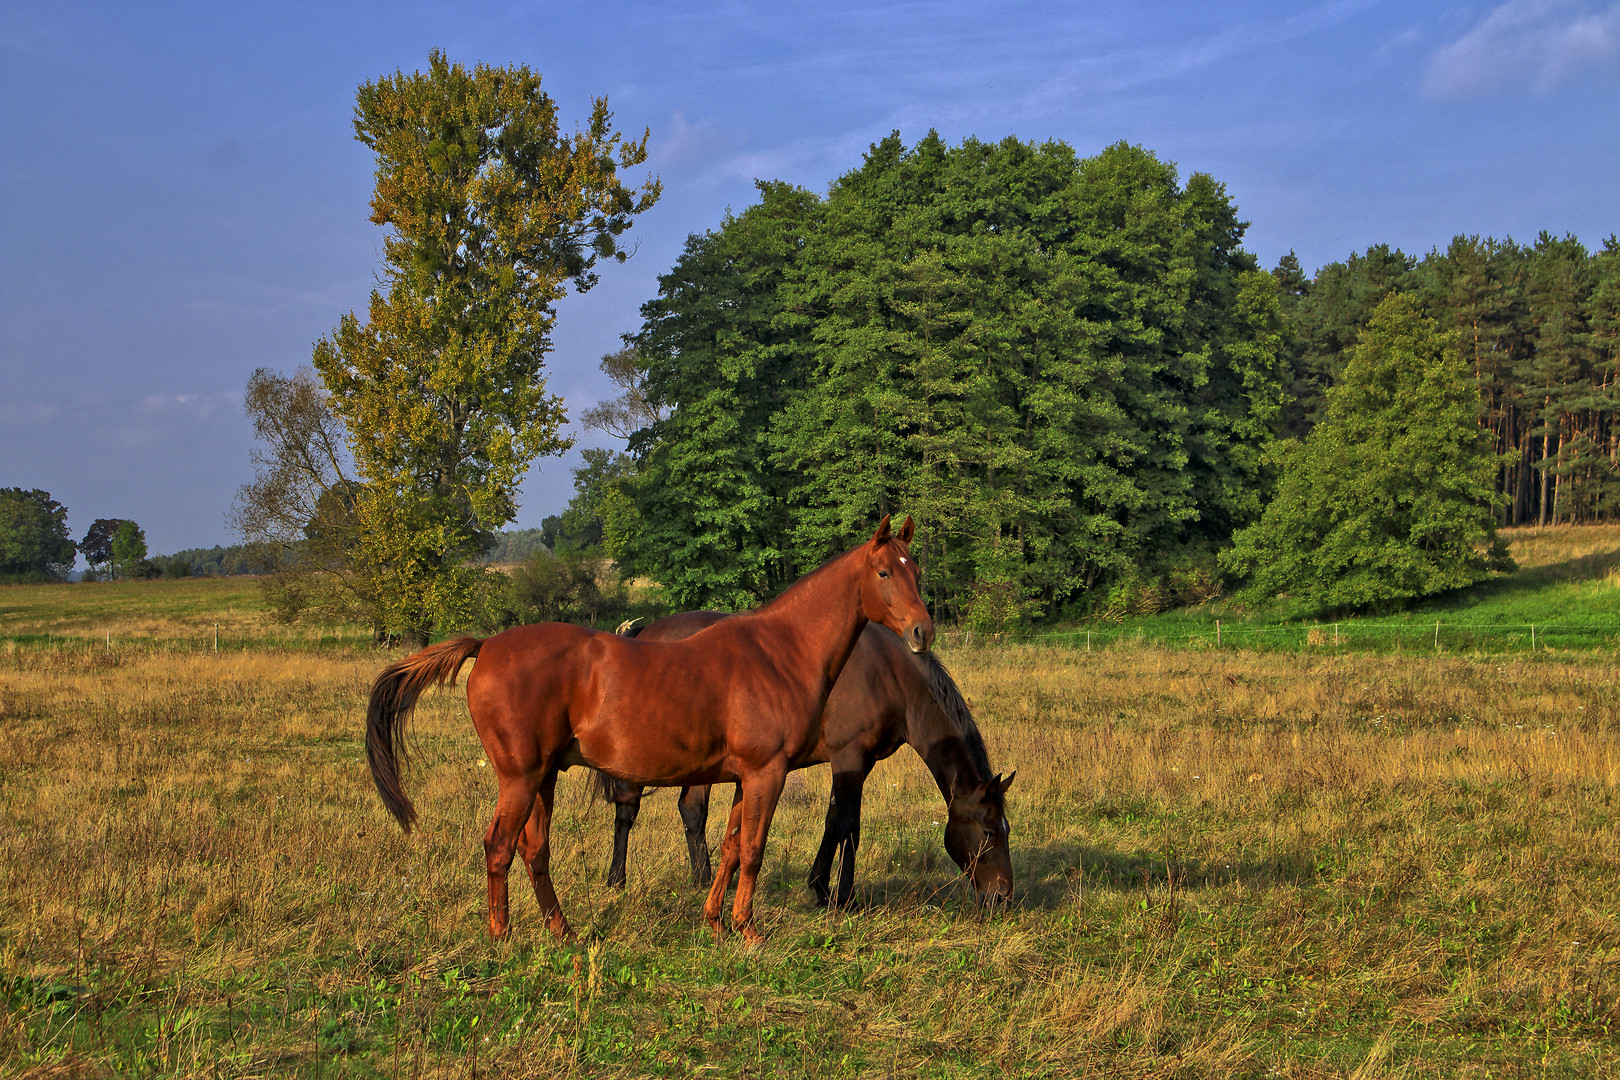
top-left (908, 695), bottom-right (990, 804)
top-left (750, 547), bottom-right (868, 697)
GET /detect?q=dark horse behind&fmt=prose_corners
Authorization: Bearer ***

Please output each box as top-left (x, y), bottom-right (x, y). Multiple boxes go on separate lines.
top-left (365, 517), bottom-right (932, 944)
top-left (598, 613), bottom-right (1014, 908)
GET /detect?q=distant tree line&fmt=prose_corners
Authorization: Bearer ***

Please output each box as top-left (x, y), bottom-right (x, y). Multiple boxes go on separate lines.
top-left (1276, 233), bottom-right (1620, 527)
top-left (225, 102), bottom-right (1614, 630)
top-left (547, 136), bottom-right (1620, 622)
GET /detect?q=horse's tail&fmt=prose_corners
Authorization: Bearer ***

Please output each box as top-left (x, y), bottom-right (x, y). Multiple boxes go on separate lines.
top-left (366, 636), bottom-right (483, 833)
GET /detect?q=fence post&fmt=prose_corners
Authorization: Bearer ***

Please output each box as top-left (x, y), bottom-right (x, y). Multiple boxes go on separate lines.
top-left (214, 624), bottom-right (219, 653)
top-left (1530, 624), bottom-right (1535, 651)
top-left (1334, 622), bottom-right (1339, 646)
top-left (1087, 631), bottom-right (1091, 652)
top-left (1434, 620), bottom-right (1440, 650)
top-left (1216, 619), bottom-right (1221, 648)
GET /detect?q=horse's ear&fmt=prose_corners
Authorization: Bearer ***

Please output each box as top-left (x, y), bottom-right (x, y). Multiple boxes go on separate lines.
top-left (996, 771), bottom-right (1016, 795)
top-left (871, 515), bottom-right (892, 545)
top-left (898, 516), bottom-right (915, 544)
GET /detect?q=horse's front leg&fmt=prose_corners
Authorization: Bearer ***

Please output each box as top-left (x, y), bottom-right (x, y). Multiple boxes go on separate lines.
top-left (731, 767), bottom-right (788, 947)
top-left (484, 774), bottom-right (542, 939)
top-left (679, 785), bottom-right (714, 886)
top-left (516, 769), bottom-right (573, 940)
top-left (830, 765), bottom-right (870, 908)
top-left (702, 791), bottom-right (744, 938)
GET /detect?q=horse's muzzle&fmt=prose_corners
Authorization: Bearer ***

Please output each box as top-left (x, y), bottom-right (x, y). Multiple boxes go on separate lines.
top-left (906, 621), bottom-right (934, 654)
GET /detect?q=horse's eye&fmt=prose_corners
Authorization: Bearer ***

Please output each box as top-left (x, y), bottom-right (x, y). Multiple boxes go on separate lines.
top-left (877, 570), bottom-right (889, 579)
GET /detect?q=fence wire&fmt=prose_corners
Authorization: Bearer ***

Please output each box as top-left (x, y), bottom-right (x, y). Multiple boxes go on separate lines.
top-left (938, 620), bottom-right (1620, 654)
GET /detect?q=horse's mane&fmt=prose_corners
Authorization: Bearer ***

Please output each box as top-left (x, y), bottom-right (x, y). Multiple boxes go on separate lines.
top-left (915, 651), bottom-right (994, 783)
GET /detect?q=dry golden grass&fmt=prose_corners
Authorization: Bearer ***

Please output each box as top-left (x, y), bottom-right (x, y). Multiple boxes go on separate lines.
top-left (1498, 522), bottom-right (1620, 570)
top-left (2, 619), bottom-right (1618, 1076)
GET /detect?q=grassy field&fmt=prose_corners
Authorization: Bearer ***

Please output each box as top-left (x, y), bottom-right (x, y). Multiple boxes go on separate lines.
top-left (1026, 523), bottom-right (1620, 655)
top-left (2, 536), bottom-right (1619, 1077)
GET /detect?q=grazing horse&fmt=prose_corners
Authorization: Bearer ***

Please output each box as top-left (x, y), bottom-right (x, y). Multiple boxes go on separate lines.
top-left (600, 614), bottom-right (1014, 907)
top-left (366, 517), bottom-right (931, 944)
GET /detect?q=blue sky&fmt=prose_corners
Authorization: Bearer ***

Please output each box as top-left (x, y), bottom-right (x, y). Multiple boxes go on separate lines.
top-left (3, 1), bottom-right (1618, 556)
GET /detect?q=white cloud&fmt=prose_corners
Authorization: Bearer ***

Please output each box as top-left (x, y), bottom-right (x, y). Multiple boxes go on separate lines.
top-left (1424, 0), bottom-right (1620, 99)
top-left (134, 391), bottom-right (238, 420)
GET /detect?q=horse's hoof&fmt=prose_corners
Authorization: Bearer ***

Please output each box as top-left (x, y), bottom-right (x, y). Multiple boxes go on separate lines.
top-left (741, 925), bottom-right (765, 949)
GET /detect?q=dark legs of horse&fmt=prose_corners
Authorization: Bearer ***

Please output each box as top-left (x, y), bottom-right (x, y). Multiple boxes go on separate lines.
top-left (808, 768), bottom-right (868, 908)
top-left (604, 782), bottom-right (712, 887)
top-left (605, 782), bottom-right (644, 889)
top-left (679, 785), bottom-right (714, 886)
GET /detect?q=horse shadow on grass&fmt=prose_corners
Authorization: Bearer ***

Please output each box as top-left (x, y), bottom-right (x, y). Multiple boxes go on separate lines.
top-left (758, 838), bottom-right (1325, 917)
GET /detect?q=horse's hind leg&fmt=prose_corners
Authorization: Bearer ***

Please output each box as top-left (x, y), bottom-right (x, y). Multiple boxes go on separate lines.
top-left (702, 790), bottom-right (744, 937)
top-left (516, 770), bottom-right (572, 940)
top-left (484, 775), bottom-right (542, 939)
top-left (679, 785), bottom-right (713, 886)
top-left (605, 781), bottom-right (644, 889)
top-left (808, 766), bottom-right (867, 908)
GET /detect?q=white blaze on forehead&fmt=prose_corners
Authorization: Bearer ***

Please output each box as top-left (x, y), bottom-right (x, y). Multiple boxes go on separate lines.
top-left (900, 557), bottom-right (908, 564)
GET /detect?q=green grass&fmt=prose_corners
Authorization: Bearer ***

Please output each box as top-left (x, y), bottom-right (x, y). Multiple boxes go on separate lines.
top-left (0, 575), bottom-right (369, 652)
top-left (999, 524), bottom-right (1620, 655)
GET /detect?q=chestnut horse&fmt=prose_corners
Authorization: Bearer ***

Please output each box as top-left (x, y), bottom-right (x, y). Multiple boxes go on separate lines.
top-left (366, 517), bottom-right (932, 944)
top-left (599, 614), bottom-right (1014, 907)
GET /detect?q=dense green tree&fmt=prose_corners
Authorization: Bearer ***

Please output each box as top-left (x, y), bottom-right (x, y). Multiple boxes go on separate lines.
top-left (1222, 294), bottom-right (1510, 610)
top-left (0, 489), bottom-right (76, 582)
top-left (78, 517), bottom-right (126, 578)
top-left (772, 136), bottom-right (1282, 622)
top-left (110, 521), bottom-right (148, 582)
top-left (611, 134), bottom-right (1283, 621)
top-left (311, 51), bottom-right (659, 642)
top-left (1281, 244), bottom-right (1416, 438)
top-left (618, 181), bottom-right (822, 608)
top-left (546, 447), bottom-right (635, 553)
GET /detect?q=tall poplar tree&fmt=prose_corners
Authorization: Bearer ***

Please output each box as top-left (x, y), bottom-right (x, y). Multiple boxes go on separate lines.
top-left (313, 52), bottom-right (659, 641)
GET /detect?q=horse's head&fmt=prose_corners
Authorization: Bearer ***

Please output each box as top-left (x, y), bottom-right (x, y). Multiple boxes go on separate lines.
top-left (860, 515), bottom-right (934, 654)
top-left (943, 770), bottom-right (1015, 907)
